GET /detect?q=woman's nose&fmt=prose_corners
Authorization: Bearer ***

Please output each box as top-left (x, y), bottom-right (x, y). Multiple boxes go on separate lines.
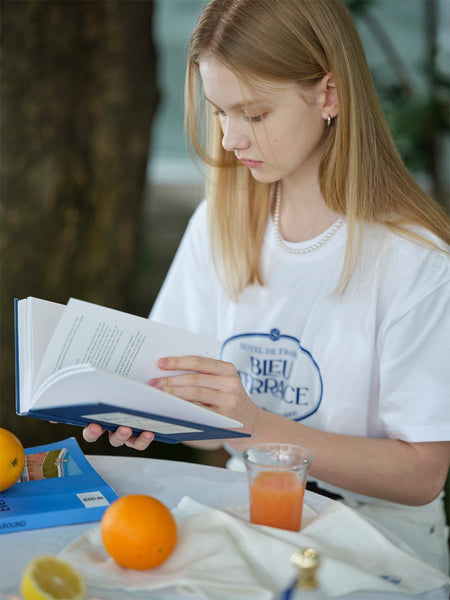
top-left (221, 120), bottom-right (250, 152)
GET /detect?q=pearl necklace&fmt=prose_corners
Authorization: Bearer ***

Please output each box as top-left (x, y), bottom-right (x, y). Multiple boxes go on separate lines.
top-left (273, 182), bottom-right (344, 254)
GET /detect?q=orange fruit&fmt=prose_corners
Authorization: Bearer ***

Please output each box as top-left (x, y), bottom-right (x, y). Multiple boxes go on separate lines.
top-left (0, 427), bottom-right (25, 492)
top-left (100, 494), bottom-right (177, 570)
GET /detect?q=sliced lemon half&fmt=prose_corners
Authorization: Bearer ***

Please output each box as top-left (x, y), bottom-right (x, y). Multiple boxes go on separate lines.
top-left (20, 555), bottom-right (86, 600)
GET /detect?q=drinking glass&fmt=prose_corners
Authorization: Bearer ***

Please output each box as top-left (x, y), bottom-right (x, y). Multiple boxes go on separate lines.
top-left (243, 443), bottom-right (313, 531)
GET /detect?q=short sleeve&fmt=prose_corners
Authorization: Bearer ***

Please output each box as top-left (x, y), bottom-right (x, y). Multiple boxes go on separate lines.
top-left (378, 279), bottom-right (450, 442)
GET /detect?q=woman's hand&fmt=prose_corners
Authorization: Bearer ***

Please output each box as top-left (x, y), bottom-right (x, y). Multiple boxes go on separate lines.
top-left (81, 354), bottom-right (263, 452)
top-left (82, 422), bottom-right (155, 451)
top-left (149, 355), bottom-right (265, 449)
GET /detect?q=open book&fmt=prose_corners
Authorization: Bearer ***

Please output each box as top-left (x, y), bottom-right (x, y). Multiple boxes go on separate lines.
top-left (14, 297), bottom-right (250, 444)
top-left (0, 437), bottom-right (118, 533)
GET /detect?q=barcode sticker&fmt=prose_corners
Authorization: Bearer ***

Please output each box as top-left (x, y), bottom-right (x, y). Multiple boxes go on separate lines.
top-left (77, 491), bottom-right (110, 508)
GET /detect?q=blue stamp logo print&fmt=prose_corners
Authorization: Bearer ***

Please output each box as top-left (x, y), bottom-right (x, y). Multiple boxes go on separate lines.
top-left (220, 329), bottom-right (322, 421)
top-left (379, 575), bottom-right (402, 585)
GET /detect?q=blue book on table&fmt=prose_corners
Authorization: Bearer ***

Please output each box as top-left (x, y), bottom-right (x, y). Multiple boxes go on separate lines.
top-left (0, 437), bottom-right (119, 534)
top-left (14, 297), bottom-right (250, 444)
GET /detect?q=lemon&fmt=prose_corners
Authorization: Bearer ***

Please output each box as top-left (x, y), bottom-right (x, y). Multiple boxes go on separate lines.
top-left (20, 555), bottom-right (86, 600)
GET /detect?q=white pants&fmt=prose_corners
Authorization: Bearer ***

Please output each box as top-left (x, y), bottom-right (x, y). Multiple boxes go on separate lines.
top-left (341, 493), bottom-right (449, 576)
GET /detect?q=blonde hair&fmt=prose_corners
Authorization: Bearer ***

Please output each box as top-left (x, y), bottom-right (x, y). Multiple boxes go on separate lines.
top-left (185, 0), bottom-right (449, 299)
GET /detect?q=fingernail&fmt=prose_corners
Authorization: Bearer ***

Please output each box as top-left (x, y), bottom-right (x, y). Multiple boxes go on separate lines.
top-left (149, 378), bottom-right (159, 386)
top-left (158, 358), bottom-right (168, 368)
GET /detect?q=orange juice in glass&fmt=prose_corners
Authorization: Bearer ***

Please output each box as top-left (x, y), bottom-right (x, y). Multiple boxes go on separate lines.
top-left (243, 444), bottom-right (312, 532)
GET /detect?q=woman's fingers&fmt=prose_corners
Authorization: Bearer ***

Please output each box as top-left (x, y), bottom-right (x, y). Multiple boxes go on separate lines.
top-left (108, 426), bottom-right (154, 449)
top-left (153, 384), bottom-right (218, 407)
top-left (150, 357), bottom-right (242, 398)
top-left (108, 426), bottom-right (134, 447)
top-left (83, 423), bottom-right (104, 442)
top-left (157, 356), bottom-right (237, 377)
top-left (83, 423), bottom-right (154, 451)
top-left (149, 373), bottom-right (240, 394)
top-left (124, 431), bottom-right (155, 450)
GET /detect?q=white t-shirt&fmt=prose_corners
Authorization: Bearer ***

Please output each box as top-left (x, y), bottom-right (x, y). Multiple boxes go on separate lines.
top-left (151, 200), bottom-right (450, 447)
top-left (151, 205), bottom-right (450, 573)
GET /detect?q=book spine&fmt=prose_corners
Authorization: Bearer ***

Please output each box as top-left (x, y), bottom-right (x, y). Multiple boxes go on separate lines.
top-left (13, 298), bottom-right (21, 415)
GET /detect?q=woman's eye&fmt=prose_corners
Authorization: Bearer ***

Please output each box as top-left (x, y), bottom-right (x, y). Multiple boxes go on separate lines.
top-left (245, 114), bottom-right (265, 123)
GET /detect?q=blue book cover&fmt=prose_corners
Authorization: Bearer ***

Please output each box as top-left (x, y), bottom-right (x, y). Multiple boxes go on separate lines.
top-left (0, 437), bottom-right (119, 534)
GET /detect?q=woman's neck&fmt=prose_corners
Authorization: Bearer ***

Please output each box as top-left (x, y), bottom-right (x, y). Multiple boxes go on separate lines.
top-left (275, 178), bottom-right (340, 243)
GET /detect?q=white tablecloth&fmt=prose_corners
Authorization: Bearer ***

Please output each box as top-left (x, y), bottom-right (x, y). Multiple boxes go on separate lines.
top-left (0, 455), bottom-right (447, 600)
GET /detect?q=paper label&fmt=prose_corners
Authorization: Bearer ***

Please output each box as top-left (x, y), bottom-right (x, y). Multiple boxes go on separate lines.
top-left (83, 411), bottom-right (202, 434)
top-left (77, 491), bottom-right (110, 508)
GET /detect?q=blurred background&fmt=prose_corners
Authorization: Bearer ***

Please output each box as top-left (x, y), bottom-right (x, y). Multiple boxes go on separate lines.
top-left (1, 0), bottom-right (449, 467)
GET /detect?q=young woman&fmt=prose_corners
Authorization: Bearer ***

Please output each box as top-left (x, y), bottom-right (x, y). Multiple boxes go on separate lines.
top-left (84, 0), bottom-right (450, 573)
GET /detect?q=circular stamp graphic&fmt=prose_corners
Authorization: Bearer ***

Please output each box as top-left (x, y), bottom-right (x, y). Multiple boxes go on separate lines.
top-left (221, 329), bottom-right (322, 421)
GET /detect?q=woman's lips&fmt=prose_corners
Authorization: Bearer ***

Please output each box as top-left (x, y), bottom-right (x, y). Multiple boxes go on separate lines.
top-left (239, 159), bottom-right (263, 168)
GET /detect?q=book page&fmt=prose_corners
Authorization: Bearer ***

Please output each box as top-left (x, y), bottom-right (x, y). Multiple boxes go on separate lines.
top-left (17, 297), bottom-right (66, 413)
top-left (34, 367), bottom-right (243, 430)
top-left (34, 298), bottom-right (221, 392)
top-left (29, 298), bottom-right (66, 385)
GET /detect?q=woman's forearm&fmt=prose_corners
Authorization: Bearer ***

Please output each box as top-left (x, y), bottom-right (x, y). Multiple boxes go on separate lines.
top-left (183, 439), bottom-right (223, 450)
top-left (233, 409), bottom-right (450, 506)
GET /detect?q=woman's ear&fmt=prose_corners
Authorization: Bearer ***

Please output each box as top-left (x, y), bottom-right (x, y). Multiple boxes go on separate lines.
top-left (321, 73), bottom-right (338, 120)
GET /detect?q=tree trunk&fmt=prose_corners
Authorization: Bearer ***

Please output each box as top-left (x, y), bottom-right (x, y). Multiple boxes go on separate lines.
top-left (0, 0), bottom-right (159, 448)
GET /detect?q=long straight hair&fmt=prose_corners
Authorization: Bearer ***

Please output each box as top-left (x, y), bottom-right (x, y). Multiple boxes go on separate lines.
top-left (185, 0), bottom-right (449, 299)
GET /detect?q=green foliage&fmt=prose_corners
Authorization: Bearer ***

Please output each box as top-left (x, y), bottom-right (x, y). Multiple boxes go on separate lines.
top-left (346, 0), bottom-right (449, 206)
top-left (375, 77), bottom-right (450, 173)
top-left (345, 0), bottom-right (375, 16)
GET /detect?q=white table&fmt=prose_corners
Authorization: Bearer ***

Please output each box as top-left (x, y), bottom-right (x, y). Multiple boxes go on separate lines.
top-left (0, 456), bottom-right (447, 600)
